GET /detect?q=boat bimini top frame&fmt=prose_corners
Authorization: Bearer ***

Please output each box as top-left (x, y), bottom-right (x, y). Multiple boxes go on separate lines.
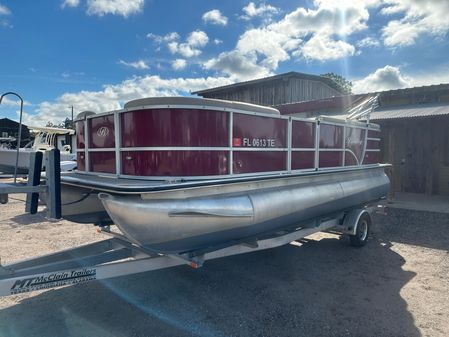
top-left (0, 208), bottom-right (372, 297)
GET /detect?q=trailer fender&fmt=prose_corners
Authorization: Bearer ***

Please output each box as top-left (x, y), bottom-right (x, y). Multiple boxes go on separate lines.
top-left (339, 208), bottom-right (371, 236)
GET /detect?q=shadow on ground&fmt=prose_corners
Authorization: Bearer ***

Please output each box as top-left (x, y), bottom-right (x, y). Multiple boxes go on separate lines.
top-left (0, 225), bottom-right (419, 337)
top-left (10, 210), bottom-right (49, 226)
top-left (374, 208), bottom-right (449, 251)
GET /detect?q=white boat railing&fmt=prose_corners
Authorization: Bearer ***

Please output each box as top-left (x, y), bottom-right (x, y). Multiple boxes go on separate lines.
top-left (346, 94), bottom-right (380, 123)
top-left (30, 127), bottom-right (74, 153)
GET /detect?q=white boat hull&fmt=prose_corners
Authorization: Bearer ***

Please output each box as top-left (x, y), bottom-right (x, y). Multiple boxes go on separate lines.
top-left (0, 148), bottom-right (33, 173)
top-left (0, 148), bottom-right (75, 173)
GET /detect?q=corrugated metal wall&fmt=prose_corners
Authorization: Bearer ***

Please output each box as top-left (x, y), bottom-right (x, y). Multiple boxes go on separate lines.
top-left (201, 78), bottom-right (341, 106)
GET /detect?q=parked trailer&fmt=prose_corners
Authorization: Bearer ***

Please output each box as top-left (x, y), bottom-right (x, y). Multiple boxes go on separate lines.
top-left (0, 208), bottom-right (374, 297)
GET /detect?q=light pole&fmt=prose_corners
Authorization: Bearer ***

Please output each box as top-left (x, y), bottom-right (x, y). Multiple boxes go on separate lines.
top-left (0, 92), bottom-right (24, 183)
top-left (69, 105), bottom-right (74, 127)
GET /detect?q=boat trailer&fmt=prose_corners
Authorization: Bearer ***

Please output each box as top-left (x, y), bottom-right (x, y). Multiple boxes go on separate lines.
top-left (0, 208), bottom-right (373, 297)
top-left (0, 148), bottom-right (379, 297)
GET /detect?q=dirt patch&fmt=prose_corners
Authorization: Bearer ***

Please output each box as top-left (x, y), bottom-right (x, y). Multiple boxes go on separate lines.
top-left (0, 197), bottom-right (448, 337)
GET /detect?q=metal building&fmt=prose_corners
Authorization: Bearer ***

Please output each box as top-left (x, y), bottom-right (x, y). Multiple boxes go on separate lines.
top-left (276, 84), bottom-right (449, 196)
top-left (0, 118), bottom-right (30, 146)
top-left (192, 72), bottom-right (345, 106)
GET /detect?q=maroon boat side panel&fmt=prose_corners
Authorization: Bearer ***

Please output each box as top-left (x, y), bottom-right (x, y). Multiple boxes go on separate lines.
top-left (345, 152), bottom-right (358, 166)
top-left (291, 151), bottom-right (315, 170)
top-left (121, 151), bottom-right (229, 176)
top-left (319, 124), bottom-right (343, 149)
top-left (363, 152), bottom-right (379, 164)
top-left (233, 151), bottom-right (286, 174)
top-left (368, 129), bottom-right (380, 138)
top-left (233, 114), bottom-right (287, 148)
top-left (89, 152), bottom-right (116, 174)
top-left (319, 151), bottom-right (343, 167)
top-left (88, 115), bottom-right (115, 149)
top-left (121, 108), bottom-right (229, 147)
top-left (345, 128), bottom-right (366, 163)
top-left (75, 121), bottom-right (85, 149)
top-left (76, 152), bottom-right (86, 171)
top-left (366, 139), bottom-right (379, 149)
top-left (292, 121), bottom-right (315, 148)
top-left (78, 105), bottom-right (383, 176)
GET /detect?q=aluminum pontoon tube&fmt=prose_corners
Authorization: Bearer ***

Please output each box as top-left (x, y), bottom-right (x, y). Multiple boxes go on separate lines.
top-left (98, 167), bottom-right (389, 253)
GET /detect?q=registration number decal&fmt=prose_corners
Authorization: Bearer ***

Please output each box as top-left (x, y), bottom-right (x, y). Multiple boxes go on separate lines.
top-left (233, 137), bottom-right (276, 148)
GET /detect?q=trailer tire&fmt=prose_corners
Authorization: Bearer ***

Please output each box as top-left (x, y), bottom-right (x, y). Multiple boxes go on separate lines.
top-left (349, 212), bottom-right (371, 247)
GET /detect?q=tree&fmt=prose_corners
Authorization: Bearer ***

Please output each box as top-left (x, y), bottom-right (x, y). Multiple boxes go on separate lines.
top-left (46, 117), bottom-right (73, 129)
top-left (321, 73), bottom-right (352, 95)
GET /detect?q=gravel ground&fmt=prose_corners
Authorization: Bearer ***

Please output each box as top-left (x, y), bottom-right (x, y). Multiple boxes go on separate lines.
top-left (0, 195), bottom-right (448, 337)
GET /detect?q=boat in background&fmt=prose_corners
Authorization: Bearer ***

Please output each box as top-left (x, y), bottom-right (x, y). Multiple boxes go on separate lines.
top-left (0, 126), bottom-right (76, 174)
top-left (0, 136), bottom-right (16, 149)
top-left (58, 96), bottom-right (389, 254)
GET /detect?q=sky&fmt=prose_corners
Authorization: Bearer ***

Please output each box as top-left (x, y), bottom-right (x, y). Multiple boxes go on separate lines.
top-left (1, 0), bottom-right (449, 126)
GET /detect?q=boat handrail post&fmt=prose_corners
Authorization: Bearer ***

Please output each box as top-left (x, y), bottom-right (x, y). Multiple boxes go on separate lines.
top-left (25, 151), bottom-right (43, 214)
top-left (0, 149), bottom-right (61, 217)
top-left (45, 148), bottom-right (62, 219)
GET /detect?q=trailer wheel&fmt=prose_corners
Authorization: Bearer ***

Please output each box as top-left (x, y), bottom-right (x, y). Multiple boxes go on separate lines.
top-left (349, 212), bottom-right (371, 247)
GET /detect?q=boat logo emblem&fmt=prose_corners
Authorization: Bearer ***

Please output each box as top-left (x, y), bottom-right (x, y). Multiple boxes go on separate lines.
top-left (97, 126), bottom-right (109, 137)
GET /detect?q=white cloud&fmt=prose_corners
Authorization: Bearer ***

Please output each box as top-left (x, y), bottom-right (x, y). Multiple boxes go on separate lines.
top-left (407, 66), bottom-right (449, 87)
top-left (381, 0), bottom-right (449, 47)
top-left (61, 0), bottom-right (80, 9)
top-left (118, 59), bottom-right (149, 70)
top-left (0, 20), bottom-right (11, 28)
top-left (146, 32), bottom-right (179, 43)
top-left (86, 0), bottom-right (144, 17)
top-left (352, 65), bottom-right (411, 93)
top-left (382, 21), bottom-right (419, 47)
top-left (228, 1), bottom-right (375, 70)
top-left (0, 3), bottom-right (11, 27)
top-left (187, 30), bottom-right (209, 46)
top-left (168, 30), bottom-right (209, 58)
top-left (356, 37), bottom-right (380, 48)
top-left (26, 75), bottom-right (233, 126)
top-left (204, 50), bottom-right (272, 81)
top-left (172, 59), bottom-right (187, 70)
top-left (213, 39), bottom-right (223, 45)
top-left (237, 28), bottom-right (297, 69)
top-left (298, 34), bottom-right (356, 61)
top-left (273, 1), bottom-right (371, 38)
top-left (202, 9), bottom-right (228, 26)
top-left (241, 2), bottom-right (279, 19)
top-left (0, 4), bottom-right (11, 15)
top-left (0, 96), bottom-right (33, 107)
top-left (201, 1), bottom-right (378, 80)
top-left (168, 42), bottom-right (201, 57)
top-left (352, 63), bottom-right (449, 94)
